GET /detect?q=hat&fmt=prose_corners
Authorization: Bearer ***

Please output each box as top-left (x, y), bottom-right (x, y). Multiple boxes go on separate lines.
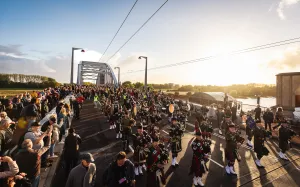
top-left (31, 122), bottom-right (41, 127)
top-left (228, 123), bottom-right (235, 128)
top-left (81, 153), bottom-right (94, 163)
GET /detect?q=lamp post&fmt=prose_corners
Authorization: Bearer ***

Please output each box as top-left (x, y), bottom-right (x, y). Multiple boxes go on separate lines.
top-left (70, 47), bottom-right (85, 84)
top-left (114, 67), bottom-right (120, 87)
top-left (138, 56), bottom-right (148, 91)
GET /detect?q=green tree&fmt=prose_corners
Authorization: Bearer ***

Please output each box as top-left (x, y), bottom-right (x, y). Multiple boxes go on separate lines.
top-left (229, 90), bottom-right (238, 97)
top-left (122, 81), bottom-right (132, 88)
top-left (134, 82), bottom-right (144, 89)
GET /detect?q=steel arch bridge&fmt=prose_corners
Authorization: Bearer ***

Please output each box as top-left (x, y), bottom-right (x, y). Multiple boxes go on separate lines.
top-left (77, 61), bottom-right (118, 86)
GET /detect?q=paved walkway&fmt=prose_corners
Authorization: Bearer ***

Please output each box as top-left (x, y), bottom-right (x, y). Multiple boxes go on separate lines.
top-left (51, 100), bottom-right (300, 187)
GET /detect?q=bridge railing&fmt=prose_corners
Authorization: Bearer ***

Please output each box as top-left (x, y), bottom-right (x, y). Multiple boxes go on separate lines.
top-left (5, 95), bottom-right (73, 157)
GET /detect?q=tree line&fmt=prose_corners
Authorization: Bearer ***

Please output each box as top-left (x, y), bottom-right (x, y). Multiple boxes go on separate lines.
top-left (0, 74), bottom-right (59, 88)
top-left (121, 81), bottom-right (276, 97)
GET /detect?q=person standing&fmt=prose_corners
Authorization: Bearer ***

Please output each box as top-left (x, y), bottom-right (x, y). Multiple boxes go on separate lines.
top-left (278, 120), bottom-right (297, 161)
top-left (15, 134), bottom-right (51, 187)
top-left (190, 128), bottom-right (210, 187)
top-left (169, 118), bottom-right (184, 167)
top-left (225, 123), bottom-right (244, 176)
top-left (64, 128), bottom-right (82, 176)
top-left (103, 151), bottom-right (135, 187)
top-left (254, 105), bottom-right (262, 121)
top-left (65, 153), bottom-right (96, 187)
top-left (216, 106), bottom-right (224, 135)
top-left (253, 121), bottom-right (270, 168)
top-left (263, 108), bottom-right (274, 131)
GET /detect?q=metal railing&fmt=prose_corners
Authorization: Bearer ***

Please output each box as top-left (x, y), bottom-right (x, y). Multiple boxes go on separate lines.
top-left (5, 95), bottom-right (73, 157)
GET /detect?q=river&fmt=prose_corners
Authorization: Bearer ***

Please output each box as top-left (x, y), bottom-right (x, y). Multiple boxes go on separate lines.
top-left (237, 97), bottom-right (276, 111)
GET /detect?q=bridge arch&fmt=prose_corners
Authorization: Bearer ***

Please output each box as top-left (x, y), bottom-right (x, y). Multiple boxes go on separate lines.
top-left (77, 61), bottom-right (118, 86)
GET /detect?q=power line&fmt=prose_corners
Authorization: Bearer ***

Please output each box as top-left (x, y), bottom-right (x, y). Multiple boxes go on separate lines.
top-left (122, 38), bottom-right (300, 74)
top-left (105, 0), bottom-right (169, 63)
top-left (98, 0), bottom-right (139, 62)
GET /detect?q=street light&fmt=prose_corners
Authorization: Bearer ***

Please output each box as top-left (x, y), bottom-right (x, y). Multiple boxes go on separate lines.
top-left (138, 56), bottom-right (147, 91)
top-left (114, 67), bottom-right (120, 87)
top-left (70, 47), bottom-right (85, 84)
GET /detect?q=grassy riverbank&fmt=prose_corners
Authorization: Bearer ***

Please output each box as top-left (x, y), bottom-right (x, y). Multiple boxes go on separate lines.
top-left (0, 88), bottom-right (42, 96)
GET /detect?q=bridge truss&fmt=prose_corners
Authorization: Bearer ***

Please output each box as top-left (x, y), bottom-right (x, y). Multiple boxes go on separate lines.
top-left (77, 61), bottom-right (118, 86)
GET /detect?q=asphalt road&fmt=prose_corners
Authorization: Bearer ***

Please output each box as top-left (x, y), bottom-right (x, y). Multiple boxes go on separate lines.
top-left (53, 101), bottom-right (300, 187)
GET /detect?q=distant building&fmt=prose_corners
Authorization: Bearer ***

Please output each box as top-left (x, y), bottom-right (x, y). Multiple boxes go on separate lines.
top-left (276, 72), bottom-right (300, 110)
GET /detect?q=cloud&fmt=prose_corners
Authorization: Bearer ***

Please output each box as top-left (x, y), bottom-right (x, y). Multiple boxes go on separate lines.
top-left (277, 0), bottom-right (300, 20)
top-left (0, 45), bottom-right (126, 83)
top-left (0, 44), bottom-right (25, 56)
top-left (30, 49), bottom-right (51, 54)
top-left (267, 45), bottom-right (300, 69)
top-left (0, 53), bottom-right (56, 74)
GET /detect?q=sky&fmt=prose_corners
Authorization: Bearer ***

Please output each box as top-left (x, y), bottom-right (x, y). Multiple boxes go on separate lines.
top-left (0, 0), bottom-right (300, 86)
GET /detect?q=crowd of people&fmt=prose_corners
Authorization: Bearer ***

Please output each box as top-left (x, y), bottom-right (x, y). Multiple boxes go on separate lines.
top-left (1, 84), bottom-right (298, 187)
top-left (0, 86), bottom-right (85, 187)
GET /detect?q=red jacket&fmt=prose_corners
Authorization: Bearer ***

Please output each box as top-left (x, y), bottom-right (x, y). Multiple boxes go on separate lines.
top-left (76, 96), bottom-right (85, 103)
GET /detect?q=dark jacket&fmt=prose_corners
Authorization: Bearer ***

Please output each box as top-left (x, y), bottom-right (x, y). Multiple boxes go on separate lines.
top-left (15, 137), bottom-right (50, 179)
top-left (103, 160), bottom-right (135, 187)
top-left (64, 133), bottom-right (81, 160)
top-left (263, 111), bottom-right (274, 123)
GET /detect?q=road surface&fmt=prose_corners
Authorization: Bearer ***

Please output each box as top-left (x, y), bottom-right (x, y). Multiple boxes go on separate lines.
top-left (53, 101), bottom-right (300, 187)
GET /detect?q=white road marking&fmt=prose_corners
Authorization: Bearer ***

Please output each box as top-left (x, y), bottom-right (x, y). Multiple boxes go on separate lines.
top-left (162, 130), bottom-right (169, 134)
top-left (209, 158), bottom-right (224, 168)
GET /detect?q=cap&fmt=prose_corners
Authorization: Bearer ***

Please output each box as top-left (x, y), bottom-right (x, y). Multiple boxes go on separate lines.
top-left (171, 117), bottom-right (177, 121)
top-left (31, 122), bottom-right (41, 127)
top-left (81, 153), bottom-right (94, 163)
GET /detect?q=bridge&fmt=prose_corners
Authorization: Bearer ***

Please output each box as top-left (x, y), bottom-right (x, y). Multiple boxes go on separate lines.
top-left (76, 61), bottom-right (118, 86)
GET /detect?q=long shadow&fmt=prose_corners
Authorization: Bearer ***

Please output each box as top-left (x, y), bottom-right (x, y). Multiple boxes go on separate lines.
top-left (165, 135), bottom-right (194, 187)
top-left (205, 135), bottom-right (234, 187)
top-left (266, 139), bottom-right (300, 186)
top-left (249, 150), bottom-right (273, 187)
